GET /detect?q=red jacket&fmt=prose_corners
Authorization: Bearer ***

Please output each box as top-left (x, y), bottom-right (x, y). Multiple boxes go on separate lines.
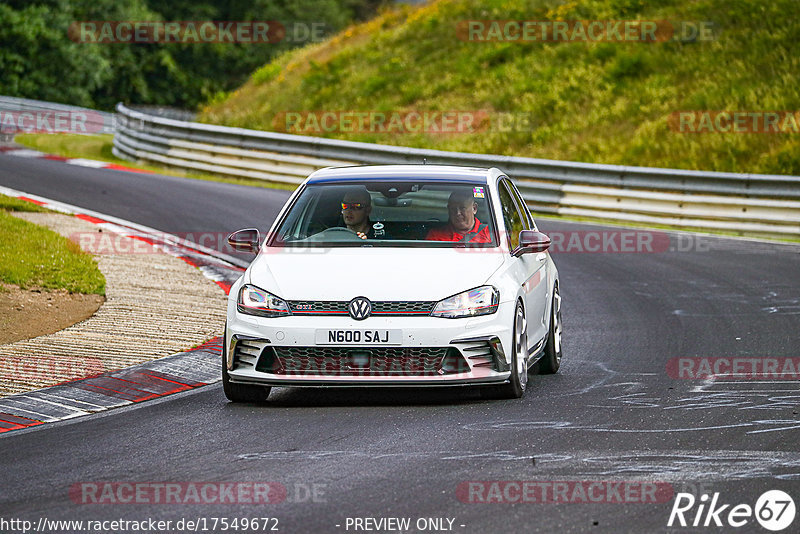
top-left (426, 217), bottom-right (492, 243)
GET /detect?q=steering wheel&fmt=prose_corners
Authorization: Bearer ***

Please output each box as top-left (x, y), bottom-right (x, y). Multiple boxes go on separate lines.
top-left (319, 227), bottom-right (356, 233)
top-left (308, 227), bottom-right (364, 242)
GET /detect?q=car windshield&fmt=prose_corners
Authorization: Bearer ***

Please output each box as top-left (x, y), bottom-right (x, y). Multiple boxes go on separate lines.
top-left (271, 181), bottom-right (497, 247)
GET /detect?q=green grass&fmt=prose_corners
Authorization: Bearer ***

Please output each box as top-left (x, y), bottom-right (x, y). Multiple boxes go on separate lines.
top-left (201, 0), bottom-right (800, 176)
top-left (13, 134), bottom-right (298, 191)
top-left (14, 133), bottom-right (119, 163)
top-left (0, 195), bottom-right (50, 213)
top-left (0, 197), bottom-right (105, 295)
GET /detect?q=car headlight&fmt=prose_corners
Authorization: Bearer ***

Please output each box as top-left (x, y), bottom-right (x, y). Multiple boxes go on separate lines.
top-left (431, 286), bottom-right (499, 318)
top-left (237, 284), bottom-right (291, 317)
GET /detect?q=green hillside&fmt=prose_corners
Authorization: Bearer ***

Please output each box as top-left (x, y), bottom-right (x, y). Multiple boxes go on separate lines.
top-left (200, 0), bottom-right (800, 175)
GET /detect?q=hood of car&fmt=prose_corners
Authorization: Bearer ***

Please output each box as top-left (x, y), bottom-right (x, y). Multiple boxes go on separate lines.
top-left (247, 247), bottom-right (506, 301)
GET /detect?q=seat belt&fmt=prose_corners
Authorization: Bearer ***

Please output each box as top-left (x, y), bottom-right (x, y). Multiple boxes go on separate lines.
top-left (459, 223), bottom-right (488, 243)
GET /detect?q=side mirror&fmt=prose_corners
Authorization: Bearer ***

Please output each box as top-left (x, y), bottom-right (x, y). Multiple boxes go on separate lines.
top-left (227, 228), bottom-right (261, 253)
top-left (512, 230), bottom-right (550, 257)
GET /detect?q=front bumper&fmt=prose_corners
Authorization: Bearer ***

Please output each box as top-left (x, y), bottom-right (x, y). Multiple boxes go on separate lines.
top-left (225, 302), bottom-right (516, 387)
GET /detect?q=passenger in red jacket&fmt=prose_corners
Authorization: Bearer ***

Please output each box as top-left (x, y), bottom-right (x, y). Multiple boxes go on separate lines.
top-left (426, 189), bottom-right (492, 243)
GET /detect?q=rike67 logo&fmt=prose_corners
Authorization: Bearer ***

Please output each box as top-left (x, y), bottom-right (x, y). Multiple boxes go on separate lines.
top-left (668, 490), bottom-right (795, 531)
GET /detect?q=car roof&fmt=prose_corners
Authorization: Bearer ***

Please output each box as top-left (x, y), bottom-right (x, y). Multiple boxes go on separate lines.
top-left (305, 165), bottom-right (494, 185)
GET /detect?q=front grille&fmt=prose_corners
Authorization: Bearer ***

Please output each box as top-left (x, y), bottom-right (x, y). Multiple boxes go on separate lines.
top-left (372, 301), bottom-right (435, 314)
top-left (287, 301), bottom-right (348, 314)
top-left (256, 346), bottom-right (468, 376)
top-left (287, 300), bottom-right (435, 316)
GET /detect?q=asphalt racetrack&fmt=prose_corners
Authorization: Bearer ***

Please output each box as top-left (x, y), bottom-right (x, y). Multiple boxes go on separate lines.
top-left (1, 153), bottom-right (799, 533)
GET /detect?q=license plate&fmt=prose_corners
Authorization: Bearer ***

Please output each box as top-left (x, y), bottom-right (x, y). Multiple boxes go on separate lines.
top-left (315, 329), bottom-right (402, 345)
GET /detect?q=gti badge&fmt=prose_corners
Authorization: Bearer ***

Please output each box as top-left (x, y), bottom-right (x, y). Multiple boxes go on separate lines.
top-left (349, 297), bottom-right (372, 320)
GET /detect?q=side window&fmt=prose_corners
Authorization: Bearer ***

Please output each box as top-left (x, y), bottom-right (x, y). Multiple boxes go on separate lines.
top-left (498, 182), bottom-right (525, 249)
top-left (504, 178), bottom-right (535, 230)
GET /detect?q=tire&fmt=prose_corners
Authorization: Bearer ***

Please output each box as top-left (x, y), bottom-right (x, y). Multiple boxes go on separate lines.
top-left (538, 285), bottom-right (562, 374)
top-left (490, 301), bottom-right (528, 399)
top-left (222, 327), bottom-right (271, 403)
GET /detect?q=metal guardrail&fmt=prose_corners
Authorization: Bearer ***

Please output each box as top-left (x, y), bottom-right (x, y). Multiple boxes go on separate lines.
top-left (0, 96), bottom-right (114, 137)
top-left (128, 106), bottom-right (197, 122)
top-left (112, 102), bottom-right (800, 238)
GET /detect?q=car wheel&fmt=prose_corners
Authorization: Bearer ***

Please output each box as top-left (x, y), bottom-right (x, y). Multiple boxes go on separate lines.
top-left (538, 285), bottom-right (562, 374)
top-left (222, 326), bottom-right (271, 403)
top-left (490, 301), bottom-right (527, 399)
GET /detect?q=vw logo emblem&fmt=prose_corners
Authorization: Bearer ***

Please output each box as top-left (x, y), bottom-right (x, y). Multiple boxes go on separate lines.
top-left (349, 297), bottom-right (372, 320)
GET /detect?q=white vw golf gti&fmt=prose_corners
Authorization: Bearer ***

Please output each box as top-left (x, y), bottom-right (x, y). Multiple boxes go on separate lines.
top-left (223, 165), bottom-right (562, 401)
